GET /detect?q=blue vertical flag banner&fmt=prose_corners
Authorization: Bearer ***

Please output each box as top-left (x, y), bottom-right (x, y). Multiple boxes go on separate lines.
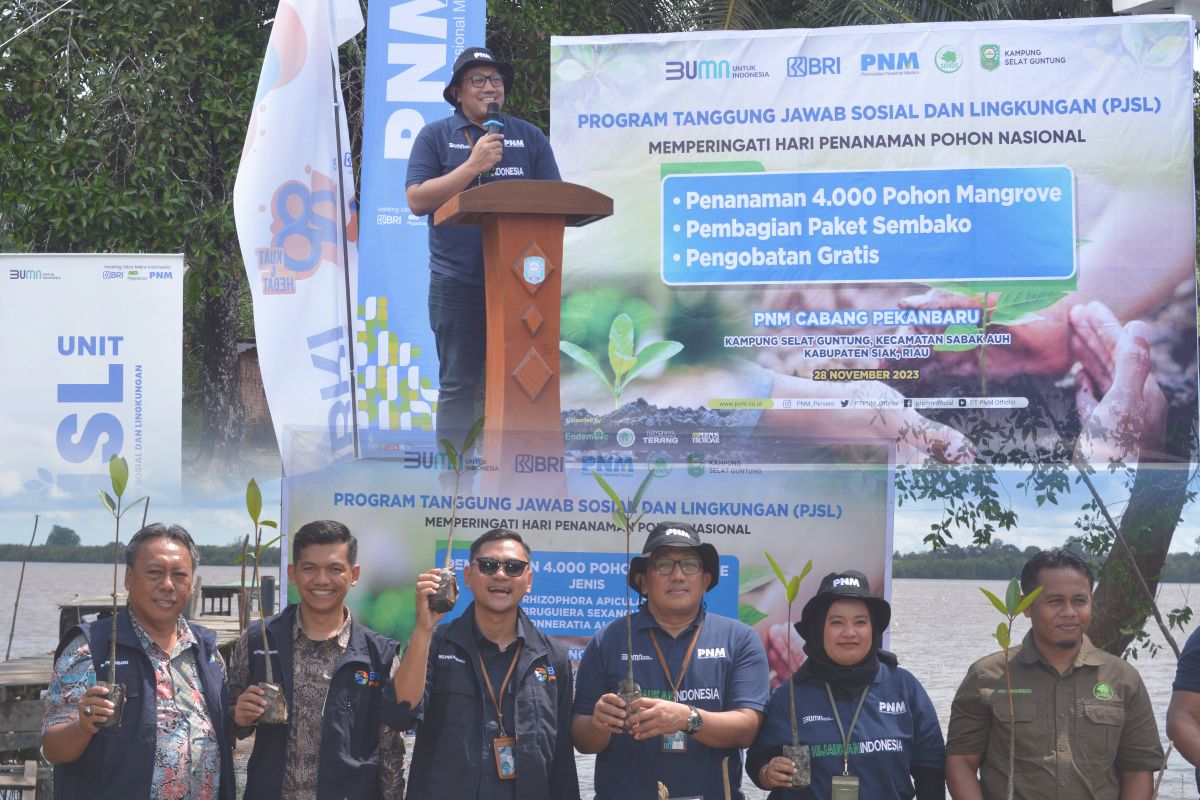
top-left (234, 0), bottom-right (364, 475)
top-left (356, 0), bottom-right (486, 452)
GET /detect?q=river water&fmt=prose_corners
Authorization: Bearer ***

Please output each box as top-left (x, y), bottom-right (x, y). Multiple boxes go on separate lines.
top-left (1, 566), bottom-right (1197, 797)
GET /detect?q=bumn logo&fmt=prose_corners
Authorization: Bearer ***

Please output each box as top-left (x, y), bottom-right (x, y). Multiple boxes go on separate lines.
top-left (665, 59), bottom-right (731, 81)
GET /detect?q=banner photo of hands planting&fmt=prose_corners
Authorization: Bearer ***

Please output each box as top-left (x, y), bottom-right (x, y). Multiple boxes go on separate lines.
top-left (549, 17), bottom-right (1196, 476)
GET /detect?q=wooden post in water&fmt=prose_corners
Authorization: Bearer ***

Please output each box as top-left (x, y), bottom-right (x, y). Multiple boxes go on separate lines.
top-left (4, 515), bottom-right (39, 661)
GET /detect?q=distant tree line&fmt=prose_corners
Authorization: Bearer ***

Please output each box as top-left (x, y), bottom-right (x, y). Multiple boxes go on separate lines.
top-left (0, 526), bottom-right (280, 567)
top-left (895, 539), bottom-right (1200, 583)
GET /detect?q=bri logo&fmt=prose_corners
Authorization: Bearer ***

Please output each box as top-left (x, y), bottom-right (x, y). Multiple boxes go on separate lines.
top-left (787, 56), bottom-right (841, 77)
top-left (879, 700), bottom-right (907, 715)
top-left (665, 59), bottom-right (731, 81)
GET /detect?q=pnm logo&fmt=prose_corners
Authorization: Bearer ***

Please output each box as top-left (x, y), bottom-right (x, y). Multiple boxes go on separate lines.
top-left (860, 52), bottom-right (919, 74)
top-left (666, 59), bottom-right (731, 81)
top-left (257, 167), bottom-right (356, 296)
top-left (787, 56), bottom-right (841, 77)
top-left (515, 453), bottom-right (563, 473)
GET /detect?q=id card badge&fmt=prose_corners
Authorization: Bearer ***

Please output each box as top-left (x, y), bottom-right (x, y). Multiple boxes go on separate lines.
top-left (830, 774), bottom-right (859, 800)
top-left (661, 731), bottom-right (688, 753)
top-left (492, 736), bottom-right (517, 780)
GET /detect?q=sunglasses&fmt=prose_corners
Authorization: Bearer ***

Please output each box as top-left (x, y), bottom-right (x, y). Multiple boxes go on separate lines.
top-left (473, 557), bottom-right (529, 577)
top-left (650, 556), bottom-right (703, 576)
top-left (466, 73), bottom-right (505, 88)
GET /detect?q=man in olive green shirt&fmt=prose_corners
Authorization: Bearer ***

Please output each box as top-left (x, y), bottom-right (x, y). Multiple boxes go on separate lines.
top-left (945, 548), bottom-right (1162, 800)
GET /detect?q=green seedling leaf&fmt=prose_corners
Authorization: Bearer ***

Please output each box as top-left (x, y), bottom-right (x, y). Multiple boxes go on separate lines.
top-left (738, 603), bottom-right (769, 626)
top-left (994, 621), bottom-right (1011, 650)
top-left (786, 575), bottom-right (801, 603)
top-left (259, 533), bottom-right (283, 551)
top-left (618, 340), bottom-right (684, 391)
top-left (630, 472), bottom-right (655, 514)
top-left (593, 472), bottom-right (624, 511)
top-left (461, 416), bottom-right (486, 455)
top-left (934, 323), bottom-right (982, 353)
top-left (798, 559), bottom-right (814, 582)
top-left (988, 288), bottom-right (1070, 326)
top-left (440, 439), bottom-right (459, 472)
top-left (1004, 578), bottom-right (1021, 615)
top-left (980, 588), bottom-right (1008, 617)
top-left (764, 551), bottom-right (788, 588)
top-left (1013, 585), bottom-right (1043, 616)
top-left (610, 508), bottom-right (627, 530)
top-left (120, 496), bottom-right (149, 517)
top-left (246, 478), bottom-right (262, 524)
top-left (261, 520), bottom-right (278, 529)
top-left (738, 565), bottom-right (774, 593)
top-left (608, 313), bottom-right (637, 384)
top-left (98, 490), bottom-right (117, 515)
top-left (234, 553), bottom-right (249, 564)
top-left (109, 455), bottom-right (129, 498)
top-left (560, 341), bottom-right (614, 395)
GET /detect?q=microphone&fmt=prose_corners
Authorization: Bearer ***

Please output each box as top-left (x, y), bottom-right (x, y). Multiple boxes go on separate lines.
top-left (483, 103), bottom-right (504, 139)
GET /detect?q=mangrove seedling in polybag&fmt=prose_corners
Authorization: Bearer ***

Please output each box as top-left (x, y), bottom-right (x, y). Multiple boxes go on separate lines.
top-left (429, 416), bottom-right (485, 613)
top-left (96, 454), bottom-right (147, 728)
top-left (765, 551), bottom-right (813, 789)
top-left (244, 478), bottom-right (286, 723)
top-left (594, 470), bottom-right (654, 725)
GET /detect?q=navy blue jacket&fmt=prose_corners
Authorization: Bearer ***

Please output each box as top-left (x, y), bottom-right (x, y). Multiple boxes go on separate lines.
top-left (240, 604), bottom-right (404, 800)
top-left (398, 604), bottom-right (580, 800)
top-left (52, 608), bottom-right (235, 800)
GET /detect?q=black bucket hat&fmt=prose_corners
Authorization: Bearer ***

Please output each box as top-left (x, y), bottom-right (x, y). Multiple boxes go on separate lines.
top-left (795, 570), bottom-right (891, 640)
top-left (443, 46), bottom-right (515, 106)
top-left (628, 521), bottom-right (720, 593)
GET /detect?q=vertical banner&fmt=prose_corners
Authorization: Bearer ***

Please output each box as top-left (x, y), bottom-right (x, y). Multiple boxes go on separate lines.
top-left (0, 254), bottom-right (182, 503)
top-left (234, 0), bottom-right (364, 475)
top-left (355, 0), bottom-right (486, 450)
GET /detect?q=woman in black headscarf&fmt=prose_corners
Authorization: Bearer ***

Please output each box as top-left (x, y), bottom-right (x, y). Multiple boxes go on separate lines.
top-left (746, 570), bottom-right (945, 798)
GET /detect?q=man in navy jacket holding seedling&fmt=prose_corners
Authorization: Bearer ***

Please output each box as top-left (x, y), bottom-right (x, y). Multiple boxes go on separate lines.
top-left (229, 520), bottom-right (406, 799)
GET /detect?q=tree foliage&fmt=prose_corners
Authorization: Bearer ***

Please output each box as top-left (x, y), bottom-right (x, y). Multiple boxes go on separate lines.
top-left (45, 524), bottom-right (81, 547)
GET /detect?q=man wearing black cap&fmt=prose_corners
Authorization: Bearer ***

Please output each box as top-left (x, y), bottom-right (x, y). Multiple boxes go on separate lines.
top-left (572, 522), bottom-right (770, 799)
top-left (405, 46), bottom-right (561, 447)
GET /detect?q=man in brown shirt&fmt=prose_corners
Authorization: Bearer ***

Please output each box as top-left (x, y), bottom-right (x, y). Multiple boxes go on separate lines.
top-left (945, 548), bottom-right (1163, 800)
top-left (229, 520), bottom-right (406, 799)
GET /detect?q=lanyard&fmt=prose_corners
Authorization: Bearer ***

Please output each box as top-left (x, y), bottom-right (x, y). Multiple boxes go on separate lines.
top-left (648, 622), bottom-right (704, 698)
top-left (479, 642), bottom-right (522, 737)
top-left (825, 683), bottom-right (871, 776)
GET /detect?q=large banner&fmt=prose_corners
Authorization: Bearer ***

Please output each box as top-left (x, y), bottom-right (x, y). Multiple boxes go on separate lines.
top-left (549, 18), bottom-right (1197, 476)
top-left (0, 254), bottom-right (182, 504)
top-left (355, 1), bottom-right (486, 450)
top-left (234, 0), bottom-right (364, 475)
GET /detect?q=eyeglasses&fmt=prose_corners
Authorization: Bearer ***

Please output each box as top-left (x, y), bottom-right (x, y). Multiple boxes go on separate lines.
top-left (466, 73), bottom-right (504, 88)
top-left (473, 557), bottom-right (529, 577)
top-left (650, 556), bottom-right (703, 576)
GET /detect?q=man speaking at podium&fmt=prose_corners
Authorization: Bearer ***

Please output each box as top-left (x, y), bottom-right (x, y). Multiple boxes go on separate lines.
top-left (406, 47), bottom-right (561, 448)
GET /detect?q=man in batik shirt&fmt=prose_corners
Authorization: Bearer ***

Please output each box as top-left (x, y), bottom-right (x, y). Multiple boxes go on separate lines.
top-left (42, 523), bottom-right (234, 800)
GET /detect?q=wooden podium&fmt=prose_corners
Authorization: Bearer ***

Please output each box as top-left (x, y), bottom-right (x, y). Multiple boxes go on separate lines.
top-left (434, 180), bottom-right (612, 494)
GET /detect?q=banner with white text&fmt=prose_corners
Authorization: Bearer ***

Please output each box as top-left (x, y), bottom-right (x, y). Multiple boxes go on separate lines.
top-left (550, 18), bottom-right (1197, 476)
top-left (0, 254), bottom-right (182, 505)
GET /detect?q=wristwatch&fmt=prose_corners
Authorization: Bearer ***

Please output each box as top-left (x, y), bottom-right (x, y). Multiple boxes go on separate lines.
top-left (685, 705), bottom-right (703, 735)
